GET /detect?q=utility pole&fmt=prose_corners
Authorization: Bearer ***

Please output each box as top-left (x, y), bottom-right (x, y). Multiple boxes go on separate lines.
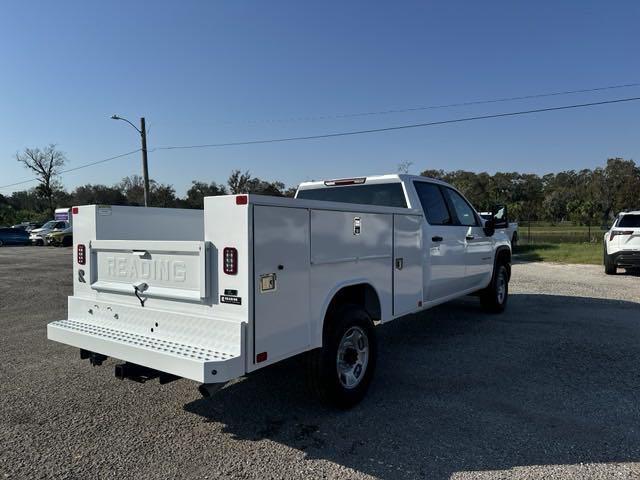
top-left (111, 114), bottom-right (151, 207)
top-left (140, 117), bottom-right (150, 207)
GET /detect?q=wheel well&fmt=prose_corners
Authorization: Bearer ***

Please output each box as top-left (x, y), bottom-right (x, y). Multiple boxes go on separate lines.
top-left (496, 247), bottom-right (512, 280)
top-left (325, 283), bottom-right (381, 325)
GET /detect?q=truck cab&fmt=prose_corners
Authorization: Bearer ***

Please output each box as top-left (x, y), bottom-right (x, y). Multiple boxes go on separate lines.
top-left (48, 174), bottom-right (511, 408)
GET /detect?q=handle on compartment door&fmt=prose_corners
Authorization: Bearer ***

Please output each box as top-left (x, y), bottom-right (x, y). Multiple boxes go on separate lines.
top-left (432, 236), bottom-right (443, 242)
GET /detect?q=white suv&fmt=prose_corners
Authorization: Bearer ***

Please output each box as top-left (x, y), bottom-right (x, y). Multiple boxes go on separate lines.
top-left (604, 211), bottom-right (640, 274)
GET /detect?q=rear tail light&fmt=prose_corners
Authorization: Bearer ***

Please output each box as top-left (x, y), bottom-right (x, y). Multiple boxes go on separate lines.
top-left (223, 247), bottom-right (238, 274)
top-left (77, 244), bottom-right (86, 265)
top-left (610, 230), bottom-right (634, 241)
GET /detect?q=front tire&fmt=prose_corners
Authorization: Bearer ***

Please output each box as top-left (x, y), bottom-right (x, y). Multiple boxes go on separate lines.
top-left (481, 263), bottom-right (509, 313)
top-left (604, 246), bottom-right (617, 275)
top-left (308, 304), bottom-right (377, 409)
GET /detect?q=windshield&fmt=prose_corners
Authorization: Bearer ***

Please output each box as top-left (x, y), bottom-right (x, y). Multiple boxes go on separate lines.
top-left (296, 183), bottom-right (407, 208)
top-left (40, 221), bottom-right (57, 229)
top-left (618, 214), bottom-right (640, 228)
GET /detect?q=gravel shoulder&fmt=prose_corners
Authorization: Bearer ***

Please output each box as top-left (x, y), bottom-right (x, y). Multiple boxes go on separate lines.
top-left (1, 247), bottom-right (639, 480)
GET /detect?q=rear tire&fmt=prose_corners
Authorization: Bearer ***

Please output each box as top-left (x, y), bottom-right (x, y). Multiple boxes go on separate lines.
top-left (604, 246), bottom-right (617, 275)
top-left (308, 304), bottom-right (377, 409)
top-left (480, 263), bottom-right (509, 313)
top-left (0, 240), bottom-right (3, 247)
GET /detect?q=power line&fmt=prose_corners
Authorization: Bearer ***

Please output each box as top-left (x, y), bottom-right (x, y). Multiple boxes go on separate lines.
top-left (0, 149), bottom-right (141, 190)
top-left (156, 96), bottom-right (640, 151)
top-left (3, 96), bottom-right (638, 191)
top-left (223, 82), bottom-right (640, 125)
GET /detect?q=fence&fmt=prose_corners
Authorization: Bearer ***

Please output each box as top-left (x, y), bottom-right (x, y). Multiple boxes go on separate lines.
top-left (517, 220), bottom-right (607, 245)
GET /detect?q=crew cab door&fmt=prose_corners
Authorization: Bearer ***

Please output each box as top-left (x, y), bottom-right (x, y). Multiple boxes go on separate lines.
top-left (442, 187), bottom-right (493, 290)
top-left (413, 181), bottom-right (466, 301)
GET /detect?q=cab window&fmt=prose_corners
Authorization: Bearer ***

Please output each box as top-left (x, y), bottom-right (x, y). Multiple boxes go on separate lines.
top-left (413, 182), bottom-right (452, 225)
top-left (296, 183), bottom-right (407, 208)
top-left (444, 188), bottom-right (478, 227)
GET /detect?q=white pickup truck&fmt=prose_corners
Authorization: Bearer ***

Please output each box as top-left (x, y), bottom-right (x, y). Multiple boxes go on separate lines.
top-left (48, 174), bottom-right (511, 408)
top-left (481, 207), bottom-right (518, 246)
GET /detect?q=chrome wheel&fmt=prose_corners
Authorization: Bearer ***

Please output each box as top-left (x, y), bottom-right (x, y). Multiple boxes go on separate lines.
top-left (496, 269), bottom-right (507, 304)
top-left (336, 326), bottom-right (369, 389)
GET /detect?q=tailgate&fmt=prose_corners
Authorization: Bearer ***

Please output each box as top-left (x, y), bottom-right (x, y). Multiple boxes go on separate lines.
top-left (89, 240), bottom-right (210, 302)
top-left (620, 229), bottom-right (640, 249)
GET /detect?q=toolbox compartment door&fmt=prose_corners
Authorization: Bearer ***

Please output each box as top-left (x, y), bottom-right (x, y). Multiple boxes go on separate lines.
top-left (253, 205), bottom-right (310, 366)
top-left (393, 214), bottom-right (423, 316)
top-left (90, 240), bottom-right (210, 302)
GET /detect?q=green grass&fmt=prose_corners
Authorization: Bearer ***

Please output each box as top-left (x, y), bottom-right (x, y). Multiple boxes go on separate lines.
top-left (513, 243), bottom-right (602, 265)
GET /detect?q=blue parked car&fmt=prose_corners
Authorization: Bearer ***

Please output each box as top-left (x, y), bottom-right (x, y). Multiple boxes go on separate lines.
top-left (0, 227), bottom-right (30, 246)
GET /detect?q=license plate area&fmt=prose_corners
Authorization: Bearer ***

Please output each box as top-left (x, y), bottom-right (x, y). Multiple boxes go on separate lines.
top-left (90, 240), bottom-right (209, 302)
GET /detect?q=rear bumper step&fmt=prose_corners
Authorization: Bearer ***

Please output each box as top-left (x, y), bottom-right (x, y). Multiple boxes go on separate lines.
top-left (48, 319), bottom-right (245, 383)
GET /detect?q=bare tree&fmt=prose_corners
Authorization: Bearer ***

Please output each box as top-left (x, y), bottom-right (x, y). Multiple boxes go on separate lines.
top-left (16, 144), bottom-right (67, 217)
top-left (397, 161), bottom-right (413, 174)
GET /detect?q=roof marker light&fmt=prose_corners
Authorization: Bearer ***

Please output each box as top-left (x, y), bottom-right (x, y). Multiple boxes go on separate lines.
top-left (323, 177), bottom-right (366, 186)
top-left (236, 195), bottom-right (248, 205)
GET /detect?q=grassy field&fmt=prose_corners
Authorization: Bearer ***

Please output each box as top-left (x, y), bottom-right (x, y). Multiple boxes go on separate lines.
top-left (513, 242), bottom-right (602, 265)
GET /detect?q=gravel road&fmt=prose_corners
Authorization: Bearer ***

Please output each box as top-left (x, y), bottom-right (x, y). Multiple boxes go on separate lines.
top-left (1, 247), bottom-right (639, 480)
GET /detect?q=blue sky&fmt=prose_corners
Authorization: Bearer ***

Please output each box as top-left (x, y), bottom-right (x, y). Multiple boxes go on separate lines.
top-left (1, 1), bottom-right (638, 195)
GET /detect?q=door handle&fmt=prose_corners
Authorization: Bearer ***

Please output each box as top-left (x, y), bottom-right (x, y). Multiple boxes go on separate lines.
top-left (432, 236), bottom-right (443, 242)
top-left (466, 235), bottom-right (475, 241)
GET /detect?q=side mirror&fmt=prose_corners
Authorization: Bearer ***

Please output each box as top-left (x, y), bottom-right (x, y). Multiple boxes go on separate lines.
top-left (483, 216), bottom-right (496, 237)
top-left (492, 204), bottom-right (508, 229)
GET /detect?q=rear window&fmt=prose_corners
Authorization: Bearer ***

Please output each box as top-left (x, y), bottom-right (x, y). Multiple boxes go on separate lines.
top-left (296, 183), bottom-right (407, 208)
top-left (618, 214), bottom-right (640, 228)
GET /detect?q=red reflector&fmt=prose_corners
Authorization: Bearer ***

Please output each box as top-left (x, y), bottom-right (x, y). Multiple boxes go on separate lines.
top-left (236, 195), bottom-right (248, 205)
top-left (72, 207), bottom-right (79, 214)
top-left (223, 247), bottom-right (238, 274)
top-left (77, 244), bottom-right (86, 265)
top-left (256, 352), bottom-right (268, 363)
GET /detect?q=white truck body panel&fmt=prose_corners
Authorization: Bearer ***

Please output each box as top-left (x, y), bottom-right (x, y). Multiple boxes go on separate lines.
top-left (48, 174), bottom-right (510, 389)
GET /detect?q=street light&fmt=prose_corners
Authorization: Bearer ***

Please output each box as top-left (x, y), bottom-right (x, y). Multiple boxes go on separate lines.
top-left (111, 114), bottom-right (150, 207)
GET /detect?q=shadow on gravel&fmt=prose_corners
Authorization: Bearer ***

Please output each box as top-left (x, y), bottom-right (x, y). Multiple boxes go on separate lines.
top-left (184, 293), bottom-right (640, 479)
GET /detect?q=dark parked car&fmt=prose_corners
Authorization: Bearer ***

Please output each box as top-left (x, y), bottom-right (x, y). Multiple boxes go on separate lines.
top-left (12, 222), bottom-right (43, 232)
top-left (0, 227), bottom-right (30, 246)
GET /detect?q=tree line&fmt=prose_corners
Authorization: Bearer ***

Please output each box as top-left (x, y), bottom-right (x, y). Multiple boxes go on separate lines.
top-left (1, 144), bottom-right (638, 226)
top-left (422, 157), bottom-right (640, 225)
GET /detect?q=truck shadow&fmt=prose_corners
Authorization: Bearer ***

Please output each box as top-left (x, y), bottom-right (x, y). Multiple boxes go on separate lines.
top-left (184, 293), bottom-right (640, 479)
